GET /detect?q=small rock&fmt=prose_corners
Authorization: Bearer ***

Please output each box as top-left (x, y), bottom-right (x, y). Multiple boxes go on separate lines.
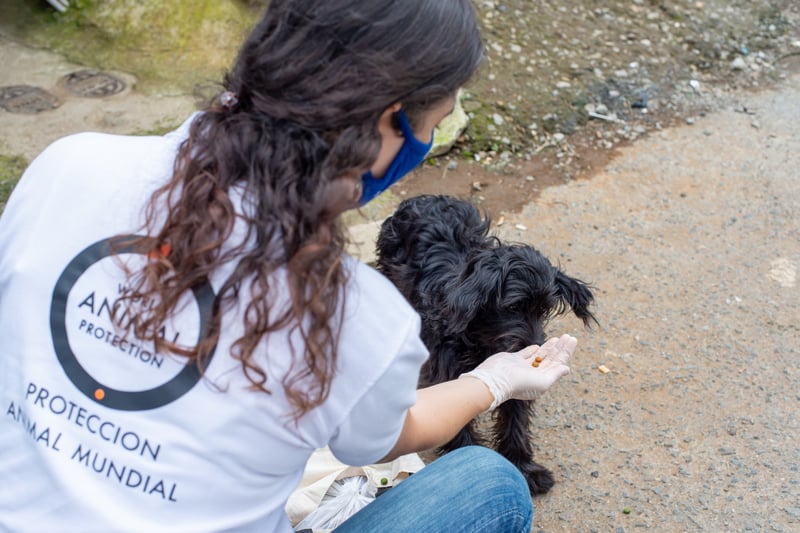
top-left (430, 92), bottom-right (469, 156)
top-left (731, 57), bottom-right (747, 71)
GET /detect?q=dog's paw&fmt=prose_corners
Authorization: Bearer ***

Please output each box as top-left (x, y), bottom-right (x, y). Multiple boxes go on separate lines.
top-left (518, 461), bottom-right (555, 495)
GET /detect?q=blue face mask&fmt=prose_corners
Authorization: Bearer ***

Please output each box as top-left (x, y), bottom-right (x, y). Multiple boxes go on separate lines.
top-left (360, 109), bottom-right (433, 205)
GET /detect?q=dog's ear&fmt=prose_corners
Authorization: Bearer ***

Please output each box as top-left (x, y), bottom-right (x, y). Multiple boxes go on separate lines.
top-left (553, 268), bottom-right (598, 328)
top-left (440, 251), bottom-right (502, 336)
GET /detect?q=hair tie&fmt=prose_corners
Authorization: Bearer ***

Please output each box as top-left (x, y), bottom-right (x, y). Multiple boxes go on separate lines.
top-left (220, 91), bottom-right (239, 110)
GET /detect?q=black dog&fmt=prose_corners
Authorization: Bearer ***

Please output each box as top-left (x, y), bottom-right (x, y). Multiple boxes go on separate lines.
top-left (375, 194), bottom-right (596, 495)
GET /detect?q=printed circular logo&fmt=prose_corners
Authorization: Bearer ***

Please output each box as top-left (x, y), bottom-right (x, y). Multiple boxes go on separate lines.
top-left (50, 236), bottom-right (217, 411)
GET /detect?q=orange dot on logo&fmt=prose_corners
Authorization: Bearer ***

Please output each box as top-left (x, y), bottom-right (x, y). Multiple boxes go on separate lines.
top-left (94, 388), bottom-right (105, 400)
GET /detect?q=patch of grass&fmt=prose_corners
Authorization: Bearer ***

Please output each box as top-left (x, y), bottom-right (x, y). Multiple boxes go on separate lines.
top-left (0, 0), bottom-right (256, 94)
top-left (0, 154), bottom-right (29, 214)
top-left (132, 117), bottom-right (185, 137)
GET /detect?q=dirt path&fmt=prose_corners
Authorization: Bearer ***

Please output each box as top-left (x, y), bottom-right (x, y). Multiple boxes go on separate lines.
top-left (497, 72), bottom-right (800, 532)
top-left (1, 28), bottom-right (798, 533)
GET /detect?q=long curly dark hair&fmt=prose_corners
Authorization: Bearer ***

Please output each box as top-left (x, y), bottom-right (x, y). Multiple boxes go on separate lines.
top-left (121, 0), bottom-right (484, 418)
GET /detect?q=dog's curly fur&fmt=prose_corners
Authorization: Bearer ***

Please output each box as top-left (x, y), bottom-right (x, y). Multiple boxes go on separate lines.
top-left (376, 194), bottom-right (597, 495)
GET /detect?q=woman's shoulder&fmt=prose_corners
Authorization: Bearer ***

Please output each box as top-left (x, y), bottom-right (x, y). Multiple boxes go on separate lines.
top-left (34, 113), bottom-right (198, 166)
top-left (27, 133), bottom-right (167, 188)
top-left (23, 115), bottom-right (200, 196)
top-left (338, 255), bottom-right (423, 352)
top-left (344, 256), bottom-right (414, 313)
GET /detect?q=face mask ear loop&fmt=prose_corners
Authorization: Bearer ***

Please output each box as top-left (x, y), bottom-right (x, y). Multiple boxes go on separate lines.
top-left (395, 109), bottom-right (434, 148)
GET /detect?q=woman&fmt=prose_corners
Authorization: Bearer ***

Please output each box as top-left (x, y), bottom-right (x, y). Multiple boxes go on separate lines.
top-left (0, 0), bottom-right (577, 531)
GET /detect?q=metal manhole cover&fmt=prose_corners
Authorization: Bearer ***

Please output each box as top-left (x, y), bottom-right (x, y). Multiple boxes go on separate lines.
top-left (0, 85), bottom-right (62, 114)
top-left (60, 70), bottom-right (126, 98)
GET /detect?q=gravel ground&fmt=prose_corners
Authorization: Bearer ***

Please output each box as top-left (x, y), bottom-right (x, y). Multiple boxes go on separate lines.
top-left (490, 72), bottom-right (800, 532)
top-left (385, 0), bottom-right (800, 222)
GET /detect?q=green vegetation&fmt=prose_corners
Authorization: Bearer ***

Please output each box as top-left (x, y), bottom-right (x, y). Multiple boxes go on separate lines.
top-left (132, 117), bottom-right (186, 137)
top-left (0, 154), bottom-right (29, 213)
top-left (0, 0), bottom-right (259, 94)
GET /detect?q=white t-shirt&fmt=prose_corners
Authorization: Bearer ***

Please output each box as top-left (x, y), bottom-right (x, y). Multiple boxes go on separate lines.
top-left (0, 116), bottom-right (428, 532)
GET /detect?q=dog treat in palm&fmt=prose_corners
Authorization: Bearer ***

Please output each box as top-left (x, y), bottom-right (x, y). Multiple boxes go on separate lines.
top-left (532, 361), bottom-right (540, 367)
top-left (535, 356), bottom-right (543, 363)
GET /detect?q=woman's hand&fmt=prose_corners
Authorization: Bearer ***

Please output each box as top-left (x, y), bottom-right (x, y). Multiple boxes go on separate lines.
top-left (380, 334), bottom-right (577, 462)
top-left (461, 334), bottom-right (577, 410)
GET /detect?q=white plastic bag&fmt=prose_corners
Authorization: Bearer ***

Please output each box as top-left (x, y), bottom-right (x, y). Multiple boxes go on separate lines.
top-left (295, 475), bottom-right (377, 531)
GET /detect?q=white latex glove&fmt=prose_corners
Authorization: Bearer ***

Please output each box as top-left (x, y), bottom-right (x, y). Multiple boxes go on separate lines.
top-left (461, 334), bottom-right (577, 410)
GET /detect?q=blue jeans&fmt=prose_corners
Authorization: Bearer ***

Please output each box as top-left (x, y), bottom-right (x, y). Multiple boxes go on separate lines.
top-left (333, 446), bottom-right (533, 533)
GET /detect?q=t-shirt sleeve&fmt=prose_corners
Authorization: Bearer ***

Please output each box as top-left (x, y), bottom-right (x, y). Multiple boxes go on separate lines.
top-left (327, 319), bottom-right (428, 466)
